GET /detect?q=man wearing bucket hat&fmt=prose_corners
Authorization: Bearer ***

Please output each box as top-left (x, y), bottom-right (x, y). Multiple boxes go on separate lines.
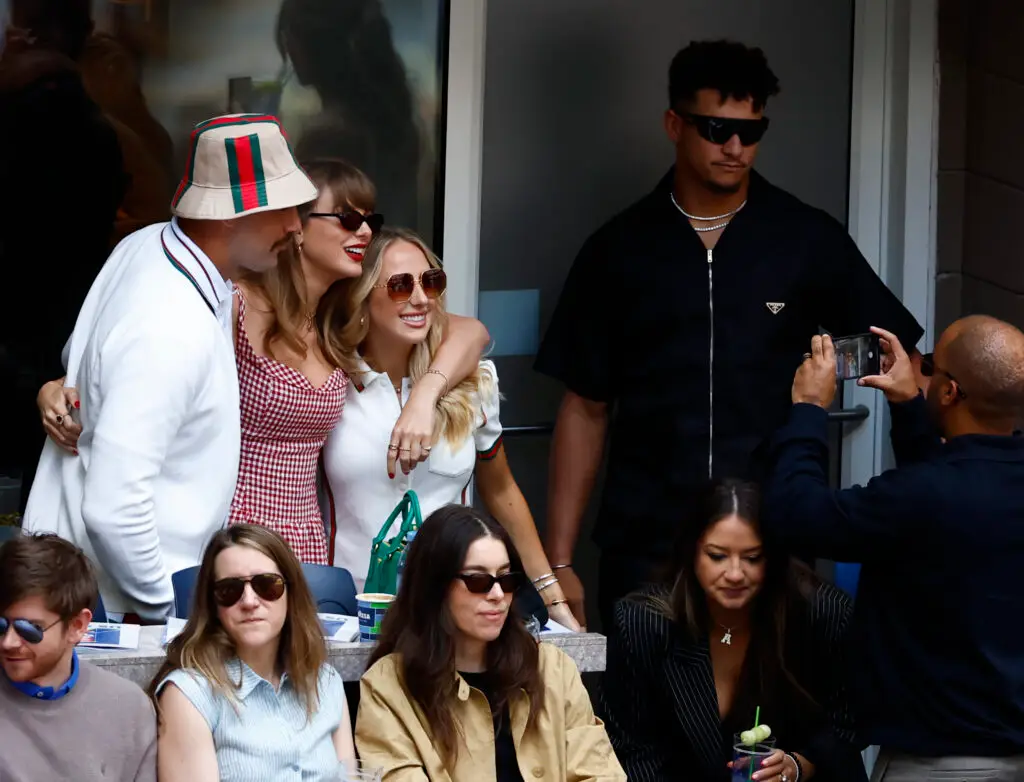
top-left (23, 114), bottom-right (317, 624)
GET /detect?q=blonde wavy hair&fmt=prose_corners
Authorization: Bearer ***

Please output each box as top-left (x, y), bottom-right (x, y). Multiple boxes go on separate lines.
top-left (240, 158), bottom-right (376, 362)
top-left (319, 227), bottom-right (491, 448)
top-left (148, 525), bottom-right (327, 721)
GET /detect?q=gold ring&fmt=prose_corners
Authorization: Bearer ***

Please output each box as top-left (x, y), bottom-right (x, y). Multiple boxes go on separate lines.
top-left (388, 444), bottom-right (399, 452)
top-left (55, 414), bottom-right (64, 425)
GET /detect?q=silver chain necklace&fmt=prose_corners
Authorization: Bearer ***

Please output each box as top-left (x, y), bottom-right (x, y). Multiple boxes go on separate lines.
top-left (670, 192), bottom-right (747, 232)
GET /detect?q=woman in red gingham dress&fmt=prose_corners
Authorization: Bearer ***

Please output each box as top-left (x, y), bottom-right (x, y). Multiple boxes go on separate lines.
top-left (226, 160), bottom-right (488, 563)
top-left (36, 159), bottom-right (489, 565)
top-left (227, 292), bottom-right (346, 563)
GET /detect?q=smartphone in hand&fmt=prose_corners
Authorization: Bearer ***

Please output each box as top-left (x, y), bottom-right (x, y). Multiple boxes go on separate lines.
top-left (833, 333), bottom-right (881, 380)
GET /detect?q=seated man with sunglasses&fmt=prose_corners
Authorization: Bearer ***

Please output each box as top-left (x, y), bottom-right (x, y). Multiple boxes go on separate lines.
top-left (765, 317), bottom-right (1024, 781)
top-left (535, 38), bottom-right (924, 631)
top-left (0, 533), bottom-right (156, 782)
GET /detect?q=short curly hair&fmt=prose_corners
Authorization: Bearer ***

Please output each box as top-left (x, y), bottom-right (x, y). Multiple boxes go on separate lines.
top-left (669, 40), bottom-right (780, 113)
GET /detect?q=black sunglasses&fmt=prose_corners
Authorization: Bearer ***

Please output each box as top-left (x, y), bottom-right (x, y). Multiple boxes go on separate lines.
top-left (212, 573), bottom-right (287, 607)
top-left (0, 616), bottom-right (63, 645)
top-left (920, 353), bottom-right (967, 399)
top-left (456, 572), bottom-right (524, 595)
top-left (308, 210), bottom-right (384, 234)
top-left (678, 112), bottom-right (770, 146)
top-left (373, 268), bottom-right (447, 303)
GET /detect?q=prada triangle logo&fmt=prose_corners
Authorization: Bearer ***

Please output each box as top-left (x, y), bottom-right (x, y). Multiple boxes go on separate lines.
top-left (766, 302), bottom-right (785, 315)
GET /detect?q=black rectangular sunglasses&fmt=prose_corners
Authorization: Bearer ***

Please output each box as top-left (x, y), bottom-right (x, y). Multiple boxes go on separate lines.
top-left (0, 616), bottom-right (62, 645)
top-left (456, 572), bottom-right (524, 594)
top-left (681, 113), bottom-right (770, 146)
top-left (212, 573), bottom-right (287, 607)
top-left (308, 210), bottom-right (384, 234)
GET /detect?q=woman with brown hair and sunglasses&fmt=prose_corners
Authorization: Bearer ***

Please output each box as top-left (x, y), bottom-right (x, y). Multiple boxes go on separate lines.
top-left (36, 159), bottom-right (489, 570)
top-left (357, 504), bottom-right (624, 781)
top-left (149, 523), bottom-right (354, 781)
top-left (318, 227), bottom-right (580, 631)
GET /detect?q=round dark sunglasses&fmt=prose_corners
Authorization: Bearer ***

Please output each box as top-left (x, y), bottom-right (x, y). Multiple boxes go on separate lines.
top-left (679, 112), bottom-right (770, 146)
top-left (374, 268), bottom-right (447, 303)
top-left (212, 573), bottom-right (287, 607)
top-left (308, 210), bottom-right (384, 234)
top-left (456, 572), bottom-right (524, 595)
top-left (0, 616), bottom-right (63, 645)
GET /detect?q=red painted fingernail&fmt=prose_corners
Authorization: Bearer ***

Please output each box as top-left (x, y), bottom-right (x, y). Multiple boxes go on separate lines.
top-left (73, 450), bottom-right (79, 456)
top-left (388, 473), bottom-right (395, 480)
top-left (74, 401), bottom-right (80, 408)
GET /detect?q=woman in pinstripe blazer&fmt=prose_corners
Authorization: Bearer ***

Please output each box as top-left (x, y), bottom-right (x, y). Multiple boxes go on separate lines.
top-left (601, 479), bottom-right (866, 782)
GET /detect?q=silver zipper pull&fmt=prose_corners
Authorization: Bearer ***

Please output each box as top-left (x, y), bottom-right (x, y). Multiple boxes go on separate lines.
top-left (707, 249), bottom-right (714, 264)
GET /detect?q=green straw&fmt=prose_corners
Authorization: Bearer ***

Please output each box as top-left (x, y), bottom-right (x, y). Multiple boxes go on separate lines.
top-left (748, 706), bottom-right (761, 781)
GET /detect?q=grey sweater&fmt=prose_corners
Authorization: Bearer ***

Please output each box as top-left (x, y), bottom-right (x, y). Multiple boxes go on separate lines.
top-left (0, 659), bottom-right (157, 781)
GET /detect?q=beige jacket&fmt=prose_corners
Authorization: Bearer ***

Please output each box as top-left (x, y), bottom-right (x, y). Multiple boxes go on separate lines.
top-left (356, 643), bottom-right (626, 781)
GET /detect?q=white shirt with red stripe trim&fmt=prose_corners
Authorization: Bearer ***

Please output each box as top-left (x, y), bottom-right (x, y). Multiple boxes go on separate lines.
top-left (24, 221), bottom-right (241, 619)
top-left (322, 359), bottom-right (502, 589)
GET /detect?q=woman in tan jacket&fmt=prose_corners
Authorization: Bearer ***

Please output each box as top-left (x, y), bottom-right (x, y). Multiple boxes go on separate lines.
top-left (356, 505), bottom-right (624, 782)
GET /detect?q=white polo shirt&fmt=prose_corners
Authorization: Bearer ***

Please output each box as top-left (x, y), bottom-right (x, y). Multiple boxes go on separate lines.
top-left (322, 360), bottom-right (502, 588)
top-left (24, 221), bottom-right (241, 618)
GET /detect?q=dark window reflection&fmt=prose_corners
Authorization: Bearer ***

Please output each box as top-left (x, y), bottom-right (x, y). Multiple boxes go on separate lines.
top-left (0, 0), bottom-right (448, 514)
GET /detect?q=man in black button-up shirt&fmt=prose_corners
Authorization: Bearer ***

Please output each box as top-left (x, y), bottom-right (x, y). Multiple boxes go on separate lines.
top-left (766, 317), bottom-right (1024, 772)
top-left (534, 40), bottom-right (923, 629)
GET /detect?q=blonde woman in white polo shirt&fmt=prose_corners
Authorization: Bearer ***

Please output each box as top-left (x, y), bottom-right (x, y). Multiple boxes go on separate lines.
top-left (320, 228), bottom-right (581, 631)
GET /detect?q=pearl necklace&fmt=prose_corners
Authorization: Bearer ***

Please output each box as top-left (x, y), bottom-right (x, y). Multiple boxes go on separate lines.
top-left (670, 192), bottom-right (747, 232)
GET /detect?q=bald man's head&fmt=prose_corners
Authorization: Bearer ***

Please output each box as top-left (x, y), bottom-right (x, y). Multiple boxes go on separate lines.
top-left (940, 316), bottom-right (1024, 430)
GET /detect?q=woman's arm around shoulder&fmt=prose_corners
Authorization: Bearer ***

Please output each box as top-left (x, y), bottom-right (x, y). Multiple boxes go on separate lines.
top-left (355, 656), bottom-right (432, 781)
top-left (155, 675), bottom-right (220, 782)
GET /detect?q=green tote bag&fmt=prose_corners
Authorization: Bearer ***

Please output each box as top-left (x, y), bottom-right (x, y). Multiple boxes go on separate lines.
top-left (364, 490), bottom-right (423, 595)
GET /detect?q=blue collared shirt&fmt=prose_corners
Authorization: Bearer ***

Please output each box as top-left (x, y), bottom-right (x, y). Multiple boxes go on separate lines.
top-left (157, 660), bottom-right (345, 781)
top-left (7, 650), bottom-right (79, 701)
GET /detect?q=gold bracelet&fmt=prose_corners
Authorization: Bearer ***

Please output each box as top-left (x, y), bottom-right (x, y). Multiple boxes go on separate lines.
top-left (425, 368), bottom-right (449, 397)
top-left (547, 599), bottom-right (568, 608)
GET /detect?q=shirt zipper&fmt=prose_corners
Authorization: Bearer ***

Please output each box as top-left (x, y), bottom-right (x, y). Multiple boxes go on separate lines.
top-left (707, 247), bottom-right (714, 478)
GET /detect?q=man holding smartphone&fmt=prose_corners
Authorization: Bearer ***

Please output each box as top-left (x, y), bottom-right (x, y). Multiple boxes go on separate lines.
top-left (535, 40), bottom-right (924, 630)
top-left (766, 319), bottom-right (1024, 778)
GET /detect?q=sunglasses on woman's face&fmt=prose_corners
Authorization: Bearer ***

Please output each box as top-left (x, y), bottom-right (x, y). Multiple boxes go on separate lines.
top-left (373, 268), bottom-right (447, 303)
top-left (0, 616), bottom-right (62, 645)
top-left (678, 112), bottom-right (770, 146)
top-left (212, 573), bottom-right (287, 607)
top-left (455, 572), bottom-right (524, 595)
top-left (308, 210), bottom-right (384, 234)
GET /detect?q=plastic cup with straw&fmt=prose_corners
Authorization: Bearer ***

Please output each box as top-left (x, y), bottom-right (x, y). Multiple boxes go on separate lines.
top-left (732, 706), bottom-right (774, 782)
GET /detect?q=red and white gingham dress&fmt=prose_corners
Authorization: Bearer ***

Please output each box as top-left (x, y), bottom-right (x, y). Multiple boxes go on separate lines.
top-left (228, 293), bottom-right (347, 564)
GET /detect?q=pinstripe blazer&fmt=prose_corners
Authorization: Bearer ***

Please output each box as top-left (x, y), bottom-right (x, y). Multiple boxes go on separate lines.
top-left (600, 580), bottom-right (866, 782)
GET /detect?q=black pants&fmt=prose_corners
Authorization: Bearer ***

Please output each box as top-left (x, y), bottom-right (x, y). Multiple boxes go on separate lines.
top-left (596, 551), bottom-right (669, 633)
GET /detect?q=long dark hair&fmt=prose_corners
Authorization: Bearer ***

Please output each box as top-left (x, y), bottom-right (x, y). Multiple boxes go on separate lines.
top-left (369, 505), bottom-right (544, 767)
top-left (652, 479), bottom-right (821, 721)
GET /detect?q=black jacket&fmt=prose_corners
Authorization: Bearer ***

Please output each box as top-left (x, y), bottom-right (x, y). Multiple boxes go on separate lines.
top-left (601, 582), bottom-right (866, 782)
top-left (535, 169), bottom-right (923, 557)
top-left (764, 397), bottom-right (1024, 756)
